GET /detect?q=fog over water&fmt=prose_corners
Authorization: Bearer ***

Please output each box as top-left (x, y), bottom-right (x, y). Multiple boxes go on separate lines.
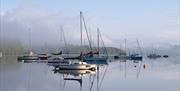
top-left (1, 2), bottom-right (179, 48)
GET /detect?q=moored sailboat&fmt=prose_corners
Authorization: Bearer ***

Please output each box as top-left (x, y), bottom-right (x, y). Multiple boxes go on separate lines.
top-left (130, 39), bottom-right (143, 60)
top-left (78, 12), bottom-right (108, 64)
top-left (17, 28), bottom-right (39, 61)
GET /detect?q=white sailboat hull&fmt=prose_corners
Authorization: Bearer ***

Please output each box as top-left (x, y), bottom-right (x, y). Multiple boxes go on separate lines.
top-left (58, 64), bottom-right (96, 70)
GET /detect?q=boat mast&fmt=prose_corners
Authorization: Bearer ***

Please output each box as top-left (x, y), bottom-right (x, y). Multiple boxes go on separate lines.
top-left (80, 11), bottom-right (83, 55)
top-left (97, 28), bottom-right (100, 57)
top-left (82, 13), bottom-right (92, 52)
top-left (0, 26), bottom-right (2, 57)
top-left (124, 38), bottom-right (127, 55)
top-left (89, 27), bottom-right (92, 52)
top-left (61, 26), bottom-right (69, 56)
top-left (80, 11), bottom-right (92, 54)
top-left (99, 29), bottom-right (108, 57)
top-left (28, 28), bottom-right (32, 52)
top-left (60, 26), bottom-right (63, 50)
top-left (136, 38), bottom-right (142, 55)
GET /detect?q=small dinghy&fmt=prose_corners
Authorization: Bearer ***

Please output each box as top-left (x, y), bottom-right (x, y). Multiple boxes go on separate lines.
top-left (163, 55), bottom-right (169, 58)
top-left (147, 53), bottom-right (161, 59)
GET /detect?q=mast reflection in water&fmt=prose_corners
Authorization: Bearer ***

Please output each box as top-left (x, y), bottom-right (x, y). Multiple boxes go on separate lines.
top-left (0, 55), bottom-right (179, 91)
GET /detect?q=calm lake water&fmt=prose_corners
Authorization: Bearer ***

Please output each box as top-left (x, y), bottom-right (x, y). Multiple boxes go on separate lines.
top-left (0, 55), bottom-right (180, 91)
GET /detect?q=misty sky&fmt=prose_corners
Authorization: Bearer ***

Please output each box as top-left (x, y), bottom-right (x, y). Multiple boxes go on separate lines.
top-left (0, 0), bottom-right (180, 48)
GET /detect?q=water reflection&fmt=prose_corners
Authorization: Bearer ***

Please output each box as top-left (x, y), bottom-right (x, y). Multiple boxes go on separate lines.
top-left (49, 62), bottom-right (108, 91)
top-left (52, 69), bottom-right (95, 91)
top-left (117, 59), bottom-right (145, 79)
top-left (52, 69), bottom-right (96, 77)
top-left (0, 55), bottom-right (179, 91)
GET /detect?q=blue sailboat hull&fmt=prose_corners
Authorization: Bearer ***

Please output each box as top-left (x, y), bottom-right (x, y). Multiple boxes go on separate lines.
top-left (83, 57), bottom-right (108, 65)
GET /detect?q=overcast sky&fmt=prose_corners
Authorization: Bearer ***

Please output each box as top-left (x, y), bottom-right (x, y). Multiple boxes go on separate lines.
top-left (0, 0), bottom-right (180, 48)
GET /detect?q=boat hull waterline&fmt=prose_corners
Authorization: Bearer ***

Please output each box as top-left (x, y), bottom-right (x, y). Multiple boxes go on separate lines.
top-left (56, 64), bottom-right (97, 70)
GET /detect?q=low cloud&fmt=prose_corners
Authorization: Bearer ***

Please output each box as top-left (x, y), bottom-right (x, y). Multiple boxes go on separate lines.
top-left (1, 4), bottom-right (179, 49)
top-left (0, 5), bottom-right (82, 47)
